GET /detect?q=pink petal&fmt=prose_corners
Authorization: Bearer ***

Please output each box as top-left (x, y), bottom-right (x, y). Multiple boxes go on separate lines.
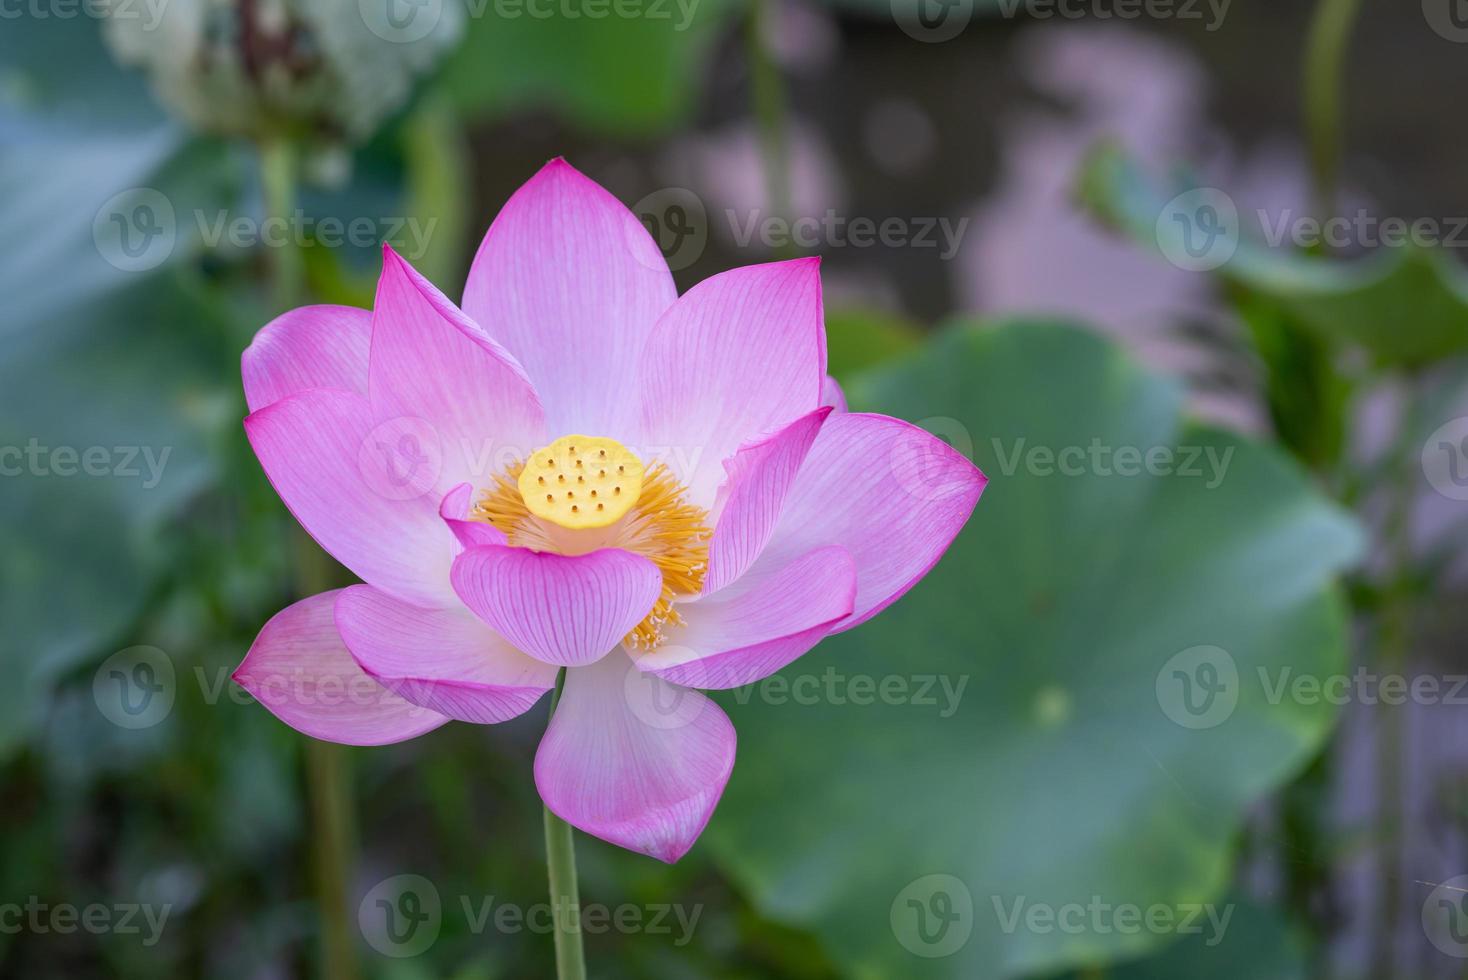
top-left (639, 258), bottom-right (826, 506)
top-left (640, 545), bottom-right (856, 688)
top-left (244, 387), bottom-right (456, 607)
top-left (461, 158), bottom-right (677, 438)
top-left (755, 413), bottom-right (986, 630)
top-left (334, 586), bottom-right (556, 724)
top-left (242, 305), bottom-right (371, 412)
top-left (820, 375), bottom-right (848, 413)
top-left (451, 546), bottom-right (663, 667)
top-left (535, 650), bottom-right (737, 863)
top-left (370, 246), bottom-right (547, 488)
top-left (439, 482), bottom-right (508, 551)
top-left (233, 591), bottom-right (448, 745)
top-left (703, 407), bottom-right (831, 595)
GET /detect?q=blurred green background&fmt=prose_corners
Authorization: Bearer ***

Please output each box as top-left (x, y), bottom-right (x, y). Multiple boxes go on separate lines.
top-left (4, 0), bottom-right (1468, 977)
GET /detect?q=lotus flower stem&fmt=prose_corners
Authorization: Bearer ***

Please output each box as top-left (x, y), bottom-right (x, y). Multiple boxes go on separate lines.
top-left (1302, 0), bottom-right (1362, 222)
top-left (264, 139), bottom-right (360, 980)
top-left (746, 0), bottom-right (794, 259)
top-left (543, 668), bottom-right (587, 980)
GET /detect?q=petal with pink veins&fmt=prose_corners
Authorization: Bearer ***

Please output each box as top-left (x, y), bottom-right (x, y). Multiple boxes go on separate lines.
top-left (451, 546), bottom-right (663, 667)
top-left (461, 158), bottom-right (677, 438)
top-left (369, 246), bottom-right (547, 488)
top-left (702, 407), bottom-right (831, 595)
top-left (639, 258), bottom-right (826, 506)
top-left (535, 650), bottom-right (736, 863)
top-left (242, 305), bottom-right (371, 412)
top-left (334, 585), bottom-right (556, 724)
top-left (232, 591), bottom-right (449, 745)
top-left (640, 545), bottom-right (856, 688)
top-left (753, 412), bottom-right (986, 630)
top-left (245, 387), bottom-right (456, 607)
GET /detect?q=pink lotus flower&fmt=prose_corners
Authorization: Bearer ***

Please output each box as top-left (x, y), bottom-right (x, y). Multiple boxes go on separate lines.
top-left (234, 159), bottom-right (986, 862)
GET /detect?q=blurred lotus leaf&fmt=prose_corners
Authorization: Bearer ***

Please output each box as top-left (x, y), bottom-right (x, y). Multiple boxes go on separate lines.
top-left (438, 0), bottom-right (737, 135)
top-left (707, 321), bottom-right (1361, 977)
top-left (101, 0), bottom-right (462, 144)
top-left (1078, 142), bottom-right (1468, 368)
top-left (824, 307), bottom-right (924, 383)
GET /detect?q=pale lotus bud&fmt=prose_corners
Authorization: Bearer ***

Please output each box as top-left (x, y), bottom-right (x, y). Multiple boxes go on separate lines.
top-left (100, 0), bottom-right (462, 145)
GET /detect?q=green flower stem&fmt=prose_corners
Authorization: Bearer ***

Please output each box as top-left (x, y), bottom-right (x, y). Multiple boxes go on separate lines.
top-left (543, 669), bottom-right (587, 980)
top-left (1302, 0), bottom-right (1362, 222)
top-left (306, 734), bottom-right (361, 980)
top-left (265, 139), bottom-right (361, 980)
top-left (746, 0), bottom-right (794, 259)
top-left (1372, 379), bottom-right (1423, 980)
top-left (259, 137), bottom-right (304, 314)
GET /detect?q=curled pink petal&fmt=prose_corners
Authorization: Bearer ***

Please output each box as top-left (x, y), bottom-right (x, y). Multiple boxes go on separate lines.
top-left (703, 407), bottom-right (831, 595)
top-left (535, 650), bottom-right (737, 863)
top-left (335, 586), bottom-right (556, 725)
top-left (439, 482), bottom-right (508, 551)
top-left (451, 546), bottom-right (663, 667)
top-left (244, 388), bottom-right (457, 606)
top-left (642, 545), bottom-right (856, 689)
top-left (369, 245), bottom-right (547, 488)
top-left (462, 158), bottom-right (677, 437)
top-left (232, 591), bottom-right (449, 745)
top-left (242, 305), bottom-right (371, 412)
top-left (756, 412), bottom-right (987, 630)
top-left (820, 375), bottom-right (848, 414)
top-left (639, 258), bottom-right (826, 506)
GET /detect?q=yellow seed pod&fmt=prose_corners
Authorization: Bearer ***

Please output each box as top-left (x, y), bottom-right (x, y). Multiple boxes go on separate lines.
top-left (518, 435), bottom-right (645, 530)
